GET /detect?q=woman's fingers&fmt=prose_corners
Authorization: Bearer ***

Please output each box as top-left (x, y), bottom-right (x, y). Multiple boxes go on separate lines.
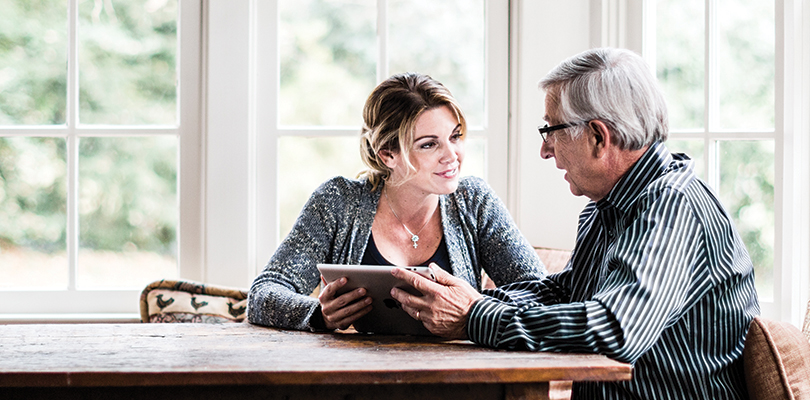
top-left (319, 277), bottom-right (373, 330)
top-left (327, 296), bottom-right (373, 330)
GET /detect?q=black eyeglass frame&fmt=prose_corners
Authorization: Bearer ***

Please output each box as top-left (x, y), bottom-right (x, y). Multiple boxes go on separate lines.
top-left (537, 121), bottom-right (588, 143)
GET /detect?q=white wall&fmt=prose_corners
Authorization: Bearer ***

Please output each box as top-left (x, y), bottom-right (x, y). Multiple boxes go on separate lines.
top-left (205, 1), bottom-right (254, 287)
top-left (511, 0), bottom-right (592, 250)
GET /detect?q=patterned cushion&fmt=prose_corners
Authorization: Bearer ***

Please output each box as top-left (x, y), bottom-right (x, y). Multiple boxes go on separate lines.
top-left (744, 316), bottom-right (810, 400)
top-left (140, 279), bottom-right (248, 323)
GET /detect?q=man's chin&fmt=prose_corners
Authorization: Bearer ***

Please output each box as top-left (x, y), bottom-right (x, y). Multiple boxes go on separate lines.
top-left (568, 184), bottom-right (583, 197)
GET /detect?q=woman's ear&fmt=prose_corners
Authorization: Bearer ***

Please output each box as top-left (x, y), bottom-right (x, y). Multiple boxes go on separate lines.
top-left (379, 149), bottom-right (399, 169)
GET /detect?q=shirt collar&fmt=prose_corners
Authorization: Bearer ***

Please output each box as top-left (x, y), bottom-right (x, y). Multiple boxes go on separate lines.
top-left (596, 141), bottom-right (672, 212)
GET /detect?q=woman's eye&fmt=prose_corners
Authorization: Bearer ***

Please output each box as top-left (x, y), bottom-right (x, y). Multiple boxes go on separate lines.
top-left (451, 133), bottom-right (463, 141)
top-left (420, 141), bottom-right (437, 149)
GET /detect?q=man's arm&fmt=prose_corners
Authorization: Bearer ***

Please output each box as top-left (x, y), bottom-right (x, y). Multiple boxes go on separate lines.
top-left (466, 190), bottom-right (705, 363)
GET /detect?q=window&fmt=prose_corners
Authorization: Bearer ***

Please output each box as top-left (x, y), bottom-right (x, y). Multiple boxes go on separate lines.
top-left (514, 1), bottom-right (807, 323)
top-left (201, 0), bottom-right (508, 289)
top-left (275, 0), bottom-right (490, 238)
top-left (249, 0), bottom-right (508, 253)
top-left (649, 0), bottom-right (808, 320)
top-left (0, 0), bottom-right (202, 317)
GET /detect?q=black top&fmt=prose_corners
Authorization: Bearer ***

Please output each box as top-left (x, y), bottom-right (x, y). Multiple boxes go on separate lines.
top-left (361, 233), bottom-right (451, 273)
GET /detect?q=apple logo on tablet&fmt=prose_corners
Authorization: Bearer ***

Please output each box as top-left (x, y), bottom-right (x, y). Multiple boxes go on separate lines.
top-left (383, 298), bottom-right (401, 309)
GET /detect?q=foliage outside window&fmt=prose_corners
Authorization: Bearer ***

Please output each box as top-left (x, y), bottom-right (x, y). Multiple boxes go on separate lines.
top-left (277, 0), bottom-right (487, 239)
top-left (656, 0), bottom-right (775, 299)
top-left (0, 0), bottom-right (179, 290)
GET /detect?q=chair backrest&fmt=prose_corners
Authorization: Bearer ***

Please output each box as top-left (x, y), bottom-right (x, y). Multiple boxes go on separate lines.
top-left (744, 316), bottom-right (810, 400)
top-left (140, 279), bottom-right (248, 323)
top-left (535, 247), bottom-right (572, 275)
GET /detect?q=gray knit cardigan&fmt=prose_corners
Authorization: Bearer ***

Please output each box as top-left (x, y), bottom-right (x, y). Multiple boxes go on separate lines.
top-left (247, 175), bottom-right (546, 331)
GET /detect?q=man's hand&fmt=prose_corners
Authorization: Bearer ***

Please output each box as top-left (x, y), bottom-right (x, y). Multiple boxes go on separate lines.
top-left (390, 264), bottom-right (483, 339)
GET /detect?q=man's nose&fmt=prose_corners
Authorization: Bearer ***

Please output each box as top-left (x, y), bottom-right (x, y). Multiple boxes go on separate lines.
top-left (539, 140), bottom-right (555, 159)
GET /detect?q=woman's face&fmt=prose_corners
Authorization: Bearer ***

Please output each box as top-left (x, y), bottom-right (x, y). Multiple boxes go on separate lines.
top-left (387, 105), bottom-right (465, 196)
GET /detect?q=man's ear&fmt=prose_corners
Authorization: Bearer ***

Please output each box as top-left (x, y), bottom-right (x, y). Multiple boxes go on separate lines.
top-left (379, 149), bottom-right (398, 169)
top-left (588, 120), bottom-right (611, 157)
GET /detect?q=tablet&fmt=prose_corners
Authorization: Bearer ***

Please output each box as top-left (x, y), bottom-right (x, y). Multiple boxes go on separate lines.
top-left (316, 264), bottom-right (436, 336)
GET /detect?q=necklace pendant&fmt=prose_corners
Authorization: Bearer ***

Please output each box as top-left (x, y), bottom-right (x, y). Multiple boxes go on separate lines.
top-left (411, 235), bottom-right (419, 249)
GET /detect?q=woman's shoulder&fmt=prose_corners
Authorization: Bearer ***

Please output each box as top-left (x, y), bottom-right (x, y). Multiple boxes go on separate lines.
top-left (314, 176), bottom-right (371, 197)
top-left (453, 176), bottom-right (496, 200)
top-left (305, 176), bottom-right (377, 215)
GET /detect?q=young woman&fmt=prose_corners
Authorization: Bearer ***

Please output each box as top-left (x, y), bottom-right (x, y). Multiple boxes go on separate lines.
top-left (248, 72), bottom-right (545, 331)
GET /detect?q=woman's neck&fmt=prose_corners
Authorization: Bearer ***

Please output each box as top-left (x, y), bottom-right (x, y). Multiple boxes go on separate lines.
top-left (382, 184), bottom-right (439, 225)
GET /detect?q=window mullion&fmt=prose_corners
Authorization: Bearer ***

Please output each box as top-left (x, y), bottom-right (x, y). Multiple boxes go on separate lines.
top-left (704, 0), bottom-right (719, 189)
top-left (376, 0), bottom-right (388, 83)
top-left (705, 0), bottom-right (718, 131)
top-left (67, 0), bottom-right (79, 292)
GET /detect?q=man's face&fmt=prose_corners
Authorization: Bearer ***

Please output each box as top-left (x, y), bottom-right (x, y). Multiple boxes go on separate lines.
top-left (539, 94), bottom-right (605, 201)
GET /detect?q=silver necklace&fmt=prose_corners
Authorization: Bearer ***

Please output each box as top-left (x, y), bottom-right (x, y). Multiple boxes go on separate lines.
top-left (383, 190), bottom-right (433, 249)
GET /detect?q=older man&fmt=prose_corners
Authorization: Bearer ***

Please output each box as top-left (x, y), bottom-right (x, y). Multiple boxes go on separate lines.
top-left (391, 47), bottom-right (759, 399)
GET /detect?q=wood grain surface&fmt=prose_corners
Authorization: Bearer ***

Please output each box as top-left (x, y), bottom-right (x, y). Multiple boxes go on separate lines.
top-left (0, 322), bottom-right (630, 399)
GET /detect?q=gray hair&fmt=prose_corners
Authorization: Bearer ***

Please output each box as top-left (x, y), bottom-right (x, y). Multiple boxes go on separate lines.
top-left (539, 47), bottom-right (668, 150)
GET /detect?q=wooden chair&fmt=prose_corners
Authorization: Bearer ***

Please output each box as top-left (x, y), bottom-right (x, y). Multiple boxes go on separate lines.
top-left (531, 247), bottom-right (573, 400)
top-left (744, 314), bottom-right (810, 399)
top-left (535, 246), bottom-right (572, 274)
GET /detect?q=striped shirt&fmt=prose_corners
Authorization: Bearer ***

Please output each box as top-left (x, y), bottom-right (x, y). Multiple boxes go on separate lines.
top-left (467, 142), bottom-right (759, 400)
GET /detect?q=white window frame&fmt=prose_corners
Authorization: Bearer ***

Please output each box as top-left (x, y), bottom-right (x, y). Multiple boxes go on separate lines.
top-left (639, 0), bottom-right (810, 325)
top-left (512, 0), bottom-right (809, 325)
top-left (0, 0), bottom-right (204, 321)
top-left (643, 0), bottom-right (810, 325)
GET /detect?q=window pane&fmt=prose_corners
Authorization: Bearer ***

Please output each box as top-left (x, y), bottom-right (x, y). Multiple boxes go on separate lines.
top-left (279, 0), bottom-right (376, 127)
top-left (78, 136), bottom-right (177, 288)
top-left (278, 135), bottom-right (484, 239)
top-left (0, 0), bottom-right (67, 125)
top-left (389, 0), bottom-right (485, 127)
top-left (656, 0), bottom-right (704, 131)
top-left (718, 140), bottom-right (774, 300)
top-left (717, 0), bottom-right (774, 131)
top-left (666, 138), bottom-right (705, 180)
top-left (278, 136), bottom-right (366, 238)
top-left (0, 137), bottom-right (67, 289)
top-left (78, 0), bottom-right (177, 125)
top-left (461, 136), bottom-right (485, 180)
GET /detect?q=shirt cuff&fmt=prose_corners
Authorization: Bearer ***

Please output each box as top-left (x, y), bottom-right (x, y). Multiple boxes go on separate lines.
top-left (466, 296), bottom-right (515, 347)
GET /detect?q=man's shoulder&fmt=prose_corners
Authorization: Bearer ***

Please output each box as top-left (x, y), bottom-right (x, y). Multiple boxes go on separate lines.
top-left (644, 156), bottom-right (702, 197)
top-left (639, 158), bottom-right (731, 221)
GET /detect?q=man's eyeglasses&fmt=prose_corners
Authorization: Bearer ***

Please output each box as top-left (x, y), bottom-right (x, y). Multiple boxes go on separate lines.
top-left (537, 121), bottom-right (587, 143)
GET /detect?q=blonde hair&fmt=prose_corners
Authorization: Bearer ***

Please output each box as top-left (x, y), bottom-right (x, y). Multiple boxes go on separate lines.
top-left (359, 72), bottom-right (466, 190)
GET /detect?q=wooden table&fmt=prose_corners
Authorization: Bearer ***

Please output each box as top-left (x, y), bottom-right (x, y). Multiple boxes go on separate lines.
top-left (0, 323), bottom-right (631, 400)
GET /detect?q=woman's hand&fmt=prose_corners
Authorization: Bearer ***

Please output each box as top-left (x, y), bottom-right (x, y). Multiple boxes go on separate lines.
top-left (318, 277), bottom-right (373, 330)
top-left (390, 264), bottom-right (483, 339)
